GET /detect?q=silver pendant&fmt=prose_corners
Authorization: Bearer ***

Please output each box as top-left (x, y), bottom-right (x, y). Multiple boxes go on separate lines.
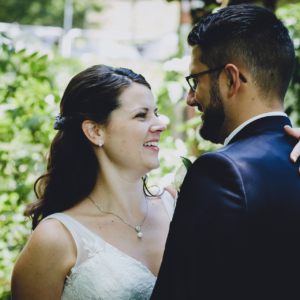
top-left (136, 226), bottom-right (142, 238)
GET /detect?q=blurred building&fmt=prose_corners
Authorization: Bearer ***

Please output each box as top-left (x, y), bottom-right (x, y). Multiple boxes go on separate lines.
top-left (0, 0), bottom-right (181, 62)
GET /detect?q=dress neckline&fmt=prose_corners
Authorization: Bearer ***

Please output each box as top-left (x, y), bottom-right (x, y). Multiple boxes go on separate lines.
top-left (59, 191), bottom-right (173, 278)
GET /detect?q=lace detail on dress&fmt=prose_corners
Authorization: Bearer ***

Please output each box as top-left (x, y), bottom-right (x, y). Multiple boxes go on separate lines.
top-left (82, 238), bottom-right (103, 258)
top-left (41, 191), bottom-right (174, 300)
top-left (61, 240), bottom-right (156, 300)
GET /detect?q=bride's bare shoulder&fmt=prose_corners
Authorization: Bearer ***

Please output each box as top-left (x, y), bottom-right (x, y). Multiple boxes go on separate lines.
top-left (15, 218), bottom-right (76, 268)
top-left (34, 218), bottom-right (75, 248)
top-left (11, 218), bottom-right (76, 299)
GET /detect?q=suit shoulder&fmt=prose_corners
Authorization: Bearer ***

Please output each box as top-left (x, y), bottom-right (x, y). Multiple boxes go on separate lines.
top-left (188, 151), bottom-right (245, 190)
top-left (192, 148), bottom-right (238, 170)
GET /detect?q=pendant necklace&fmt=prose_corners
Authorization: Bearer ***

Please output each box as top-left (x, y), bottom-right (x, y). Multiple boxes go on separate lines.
top-left (87, 195), bottom-right (148, 238)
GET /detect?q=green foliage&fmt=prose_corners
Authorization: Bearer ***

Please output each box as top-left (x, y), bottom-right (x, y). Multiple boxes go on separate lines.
top-left (1, 4), bottom-right (300, 297)
top-left (0, 35), bottom-right (83, 298)
top-left (276, 3), bottom-right (300, 126)
top-left (181, 156), bottom-right (193, 170)
top-left (0, 0), bottom-right (103, 28)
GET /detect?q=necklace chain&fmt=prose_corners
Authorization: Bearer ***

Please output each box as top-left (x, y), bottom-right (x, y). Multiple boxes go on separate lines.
top-left (87, 195), bottom-right (148, 238)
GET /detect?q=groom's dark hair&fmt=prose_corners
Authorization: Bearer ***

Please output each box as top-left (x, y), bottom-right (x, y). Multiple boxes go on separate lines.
top-left (188, 4), bottom-right (295, 101)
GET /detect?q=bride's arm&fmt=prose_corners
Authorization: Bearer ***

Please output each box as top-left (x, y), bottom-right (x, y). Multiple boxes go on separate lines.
top-left (285, 126), bottom-right (300, 169)
top-left (11, 219), bottom-right (76, 300)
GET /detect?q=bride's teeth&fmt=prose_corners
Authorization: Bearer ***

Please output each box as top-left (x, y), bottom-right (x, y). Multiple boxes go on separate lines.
top-left (143, 142), bottom-right (158, 146)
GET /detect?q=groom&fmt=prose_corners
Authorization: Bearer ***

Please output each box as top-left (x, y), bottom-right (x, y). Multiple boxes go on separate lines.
top-left (151, 4), bottom-right (300, 300)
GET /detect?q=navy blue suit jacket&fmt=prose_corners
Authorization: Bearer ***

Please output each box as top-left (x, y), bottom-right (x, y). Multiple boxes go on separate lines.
top-left (151, 116), bottom-right (300, 300)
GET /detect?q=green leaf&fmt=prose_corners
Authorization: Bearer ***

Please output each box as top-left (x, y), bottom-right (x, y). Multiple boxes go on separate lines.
top-left (29, 52), bottom-right (38, 58)
top-left (1, 33), bottom-right (9, 39)
top-left (37, 54), bottom-right (48, 61)
top-left (180, 156), bottom-right (192, 170)
top-left (16, 49), bottom-right (26, 55)
top-left (177, 116), bottom-right (201, 132)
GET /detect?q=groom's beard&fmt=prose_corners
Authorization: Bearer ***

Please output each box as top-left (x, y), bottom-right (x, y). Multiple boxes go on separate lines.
top-left (199, 80), bottom-right (225, 144)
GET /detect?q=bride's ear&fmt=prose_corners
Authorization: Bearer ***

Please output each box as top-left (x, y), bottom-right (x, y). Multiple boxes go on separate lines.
top-left (82, 120), bottom-right (104, 146)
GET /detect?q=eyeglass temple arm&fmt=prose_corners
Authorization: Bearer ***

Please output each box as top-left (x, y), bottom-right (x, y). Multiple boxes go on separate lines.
top-left (239, 73), bottom-right (247, 83)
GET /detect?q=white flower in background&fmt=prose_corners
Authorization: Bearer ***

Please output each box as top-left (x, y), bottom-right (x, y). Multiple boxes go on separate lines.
top-left (44, 94), bottom-right (55, 105)
top-left (163, 56), bottom-right (191, 72)
top-left (172, 164), bottom-right (187, 193)
top-left (158, 114), bottom-right (170, 125)
top-left (167, 81), bottom-right (183, 104)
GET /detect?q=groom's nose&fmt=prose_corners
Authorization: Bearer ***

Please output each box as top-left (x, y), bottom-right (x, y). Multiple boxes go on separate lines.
top-left (186, 88), bottom-right (198, 107)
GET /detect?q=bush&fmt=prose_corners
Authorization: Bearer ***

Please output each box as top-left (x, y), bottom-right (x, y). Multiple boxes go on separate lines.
top-left (0, 34), bottom-right (82, 298)
top-left (277, 3), bottom-right (300, 126)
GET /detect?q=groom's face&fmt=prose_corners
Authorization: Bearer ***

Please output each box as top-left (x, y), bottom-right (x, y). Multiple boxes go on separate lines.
top-left (187, 46), bottom-right (225, 144)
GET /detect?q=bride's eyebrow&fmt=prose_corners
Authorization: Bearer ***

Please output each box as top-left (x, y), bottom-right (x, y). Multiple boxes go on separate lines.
top-left (132, 107), bottom-right (149, 112)
top-left (132, 107), bottom-right (158, 112)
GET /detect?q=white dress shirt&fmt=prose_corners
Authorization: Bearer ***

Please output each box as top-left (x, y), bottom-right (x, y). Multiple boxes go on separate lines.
top-left (224, 112), bottom-right (287, 146)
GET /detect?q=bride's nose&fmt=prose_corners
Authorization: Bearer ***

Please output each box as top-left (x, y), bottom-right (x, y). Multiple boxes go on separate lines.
top-left (150, 117), bottom-right (167, 133)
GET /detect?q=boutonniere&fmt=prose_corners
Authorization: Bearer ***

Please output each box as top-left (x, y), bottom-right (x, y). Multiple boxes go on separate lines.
top-left (171, 156), bottom-right (192, 210)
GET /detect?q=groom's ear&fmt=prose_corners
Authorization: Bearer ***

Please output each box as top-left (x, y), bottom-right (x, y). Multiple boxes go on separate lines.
top-left (224, 64), bottom-right (241, 98)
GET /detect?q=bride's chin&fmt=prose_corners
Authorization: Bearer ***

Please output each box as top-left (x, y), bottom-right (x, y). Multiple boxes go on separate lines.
top-left (144, 161), bottom-right (160, 173)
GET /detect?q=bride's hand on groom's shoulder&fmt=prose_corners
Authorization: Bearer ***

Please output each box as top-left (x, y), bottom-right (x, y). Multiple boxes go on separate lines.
top-left (285, 126), bottom-right (300, 170)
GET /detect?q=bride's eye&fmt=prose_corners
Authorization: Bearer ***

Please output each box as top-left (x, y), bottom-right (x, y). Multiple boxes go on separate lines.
top-left (136, 113), bottom-right (147, 118)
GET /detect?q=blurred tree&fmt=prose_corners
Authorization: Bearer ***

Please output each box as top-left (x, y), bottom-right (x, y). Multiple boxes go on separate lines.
top-left (0, 0), bottom-right (102, 29)
top-left (277, 3), bottom-right (300, 126)
top-left (0, 34), bottom-right (83, 299)
top-left (1, 3), bottom-right (300, 299)
top-left (167, 0), bottom-right (300, 24)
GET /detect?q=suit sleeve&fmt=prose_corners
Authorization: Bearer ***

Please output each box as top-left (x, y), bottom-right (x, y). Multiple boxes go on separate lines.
top-left (151, 151), bottom-right (248, 299)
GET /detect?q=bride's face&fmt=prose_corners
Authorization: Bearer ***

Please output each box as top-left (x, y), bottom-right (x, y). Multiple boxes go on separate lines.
top-left (100, 82), bottom-right (166, 177)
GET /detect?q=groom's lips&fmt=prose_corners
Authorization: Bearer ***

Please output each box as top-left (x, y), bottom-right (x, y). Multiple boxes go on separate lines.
top-left (198, 104), bottom-right (204, 121)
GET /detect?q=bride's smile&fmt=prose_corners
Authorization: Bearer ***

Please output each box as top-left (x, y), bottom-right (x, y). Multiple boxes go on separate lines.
top-left (91, 81), bottom-right (166, 179)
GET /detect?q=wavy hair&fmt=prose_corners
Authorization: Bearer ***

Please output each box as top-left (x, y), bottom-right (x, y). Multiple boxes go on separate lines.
top-left (25, 65), bottom-right (153, 230)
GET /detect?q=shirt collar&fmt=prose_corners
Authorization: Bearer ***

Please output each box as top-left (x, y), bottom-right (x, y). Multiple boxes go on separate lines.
top-left (224, 112), bottom-right (287, 146)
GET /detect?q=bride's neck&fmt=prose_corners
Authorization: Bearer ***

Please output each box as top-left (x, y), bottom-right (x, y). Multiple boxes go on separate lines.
top-left (88, 167), bottom-right (146, 218)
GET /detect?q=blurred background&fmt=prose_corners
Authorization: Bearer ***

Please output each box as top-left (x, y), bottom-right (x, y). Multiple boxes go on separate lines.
top-left (0, 0), bottom-right (300, 298)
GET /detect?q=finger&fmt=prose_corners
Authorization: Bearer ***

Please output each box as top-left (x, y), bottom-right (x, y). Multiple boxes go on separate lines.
top-left (290, 141), bottom-right (300, 163)
top-left (284, 125), bottom-right (300, 139)
top-left (284, 126), bottom-right (300, 163)
top-left (165, 185), bottom-right (177, 200)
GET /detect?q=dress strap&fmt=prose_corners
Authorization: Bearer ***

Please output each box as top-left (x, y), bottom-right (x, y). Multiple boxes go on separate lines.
top-left (160, 190), bottom-right (175, 220)
top-left (40, 213), bottom-right (92, 269)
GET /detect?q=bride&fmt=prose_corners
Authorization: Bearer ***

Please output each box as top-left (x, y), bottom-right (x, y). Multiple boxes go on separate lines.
top-left (12, 65), bottom-right (174, 300)
top-left (11, 64), bottom-right (300, 300)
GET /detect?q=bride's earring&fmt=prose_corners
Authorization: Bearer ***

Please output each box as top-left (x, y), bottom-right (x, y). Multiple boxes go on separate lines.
top-left (99, 140), bottom-right (102, 147)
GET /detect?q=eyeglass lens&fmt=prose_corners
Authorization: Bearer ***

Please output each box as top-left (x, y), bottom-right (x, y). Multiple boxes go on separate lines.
top-left (189, 78), bottom-right (197, 91)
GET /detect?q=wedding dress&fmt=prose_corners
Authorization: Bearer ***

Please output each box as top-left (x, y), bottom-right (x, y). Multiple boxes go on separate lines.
top-left (41, 191), bottom-right (175, 300)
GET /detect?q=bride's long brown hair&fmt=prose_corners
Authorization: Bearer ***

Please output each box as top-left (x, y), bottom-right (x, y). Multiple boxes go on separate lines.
top-left (24, 65), bottom-right (153, 230)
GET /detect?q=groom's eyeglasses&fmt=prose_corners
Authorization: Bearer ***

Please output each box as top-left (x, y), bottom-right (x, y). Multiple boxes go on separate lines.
top-left (185, 65), bottom-right (247, 92)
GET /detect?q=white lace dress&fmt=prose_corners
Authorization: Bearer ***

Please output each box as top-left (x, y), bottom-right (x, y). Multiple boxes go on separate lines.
top-left (41, 191), bottom-right (175, 300)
